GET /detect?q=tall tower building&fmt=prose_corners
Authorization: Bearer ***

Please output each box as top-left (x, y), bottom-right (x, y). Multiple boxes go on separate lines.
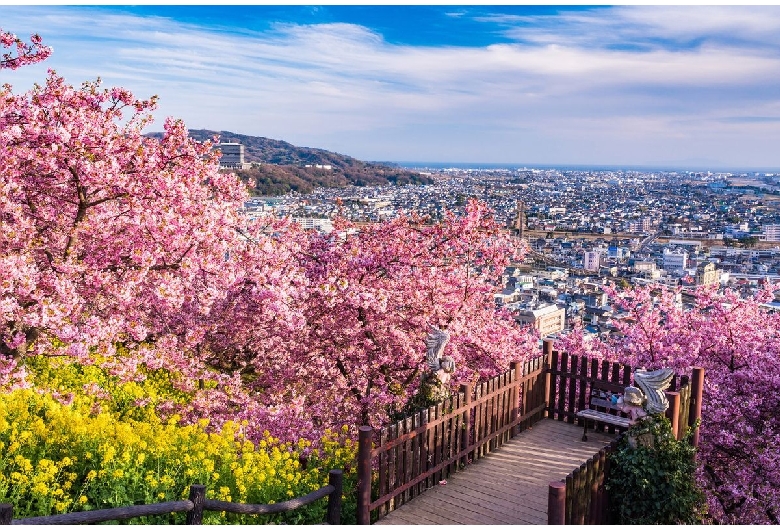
top-left (513, 200), bottom-right (526, 239)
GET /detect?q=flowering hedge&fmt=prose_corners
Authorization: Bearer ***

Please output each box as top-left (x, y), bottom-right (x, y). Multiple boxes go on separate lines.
top-left (0, 358), bottom-right (358, 524)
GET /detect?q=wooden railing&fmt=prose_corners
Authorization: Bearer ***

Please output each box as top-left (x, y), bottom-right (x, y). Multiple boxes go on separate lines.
top-left (356, 339), bottom-right (706, 525)
top-left (356, 355), bottom-right (548, 524)
top-left (546, 346), bottom-right (701, 442)
top-left (548, 362), bottom-right (705, 525)
top-left (0, 469), bottom-right (343, 526)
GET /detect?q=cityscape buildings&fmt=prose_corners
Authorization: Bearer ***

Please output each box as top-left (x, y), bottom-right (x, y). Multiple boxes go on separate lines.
top-left (239, 164), bottom-right (780, 338)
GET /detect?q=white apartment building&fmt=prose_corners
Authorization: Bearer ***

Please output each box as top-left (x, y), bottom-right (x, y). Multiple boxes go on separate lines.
top-left (759, 224), bottom-right (780, 242)
top-left (291, 217), bottom-right (333, 233)
top-left (584, 251), bottom-right (600, 271)
top-left (663, 249), bottom-right (688, 272)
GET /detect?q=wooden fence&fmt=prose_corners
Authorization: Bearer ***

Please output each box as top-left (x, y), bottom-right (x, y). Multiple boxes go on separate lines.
top-left (546, 346), bottom-right (699, 442)
top-left (358, 339), bottom-right (705, 525)
top-left (548, 363), bottom-right (705, 525)
top-left (356, 356), bottom-right (548, 524)
top-left (0, 469), bottom-right (343, 526)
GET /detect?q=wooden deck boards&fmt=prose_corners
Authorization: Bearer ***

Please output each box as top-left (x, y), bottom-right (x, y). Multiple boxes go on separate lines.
top-left (373, 419), bottom-right (614, 525)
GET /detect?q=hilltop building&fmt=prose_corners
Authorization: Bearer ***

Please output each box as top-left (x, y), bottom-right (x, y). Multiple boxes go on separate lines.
top-left (218, 142), bottom-right (251, 170)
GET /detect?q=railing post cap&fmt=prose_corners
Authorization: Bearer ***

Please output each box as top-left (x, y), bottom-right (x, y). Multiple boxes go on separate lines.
top-left (358, 425), bottom-right (373, 433)
top-left (329, 468), bottom-right (343, 476)
top-left (549, 481), bottom-right (566, 490)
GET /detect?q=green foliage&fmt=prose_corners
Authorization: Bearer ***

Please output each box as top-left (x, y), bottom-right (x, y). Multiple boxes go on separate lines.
top-left (605, 415), bottom-right (705, 524)
top-left (389, 374), bottom-right (451, 423)
top-left (154, 129), bottom-right (432, 196)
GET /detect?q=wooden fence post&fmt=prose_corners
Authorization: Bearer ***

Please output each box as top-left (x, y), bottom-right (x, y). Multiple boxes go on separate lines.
top-left (510, 361), bottom-right (521, 436)
top-left (543, 340), bottom-right (553, 418)
top-left (689, 367), bottom-right (704, 448)
top-left (357, 426), bottom-right (373, 525)
top-left (186, 484), bottom-right (205, 524)
top-left (548, 481), bottom-right (566, 525)
top-left (327, 469), bottom-right (343, 525)
top-left (460, 383), bottom-right (472, 466)
top-left (0, 504), bottom-right (12, 525)
top-left (665, 391), bottom-right (681, 440)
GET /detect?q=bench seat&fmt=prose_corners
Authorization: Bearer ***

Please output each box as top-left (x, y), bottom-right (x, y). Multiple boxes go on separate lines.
top-left (577, 381), bottom-right (632, 441)
top-left (576, 409), bottom-right (632, 429)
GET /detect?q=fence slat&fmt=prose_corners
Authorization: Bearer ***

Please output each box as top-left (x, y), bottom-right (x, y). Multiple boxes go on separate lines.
top-left (460, 383), bottom-right (472, 467)
top-left (378, 426), bottom-right (388, 517)
top-left (547, 348), bottom-right (558, 420)
top-left (577, 355), bottom-right (589, 426)
top-left (565, 473), bottom-right (574, 525)
top-left (567, 355), bottom-right (579, 424)
top-left (557, 351), bottom-right (569, 422)
top-left (410, 412), bottom-right (419, 499)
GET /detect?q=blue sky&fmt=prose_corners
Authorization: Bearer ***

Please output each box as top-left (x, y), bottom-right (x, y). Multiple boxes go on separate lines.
top-left (3, 5), bottom-right (780, 169)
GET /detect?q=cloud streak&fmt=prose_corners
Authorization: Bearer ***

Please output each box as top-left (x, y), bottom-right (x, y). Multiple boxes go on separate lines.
top-left (2, 6), bottom-right (779, 168)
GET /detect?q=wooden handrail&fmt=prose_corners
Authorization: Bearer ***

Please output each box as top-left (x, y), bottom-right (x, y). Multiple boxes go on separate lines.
top-left (9, 501), bottom-right (194, 525)
top-left (2, 469), bottom-right (343, 526)
top-left (360, 348), bottom-right (705, 525)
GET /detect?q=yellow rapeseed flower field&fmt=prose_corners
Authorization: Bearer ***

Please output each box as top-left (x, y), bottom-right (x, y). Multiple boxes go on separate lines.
top-left (0, 356), bottom-right (358, 524)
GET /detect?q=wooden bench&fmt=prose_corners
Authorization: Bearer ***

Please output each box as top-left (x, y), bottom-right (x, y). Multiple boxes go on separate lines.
top-left (576, 380), bottom-right (632, 441)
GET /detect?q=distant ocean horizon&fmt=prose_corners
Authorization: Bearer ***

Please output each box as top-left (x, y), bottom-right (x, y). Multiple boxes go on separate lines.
top-left (391, 161), bottom-right (779, 174)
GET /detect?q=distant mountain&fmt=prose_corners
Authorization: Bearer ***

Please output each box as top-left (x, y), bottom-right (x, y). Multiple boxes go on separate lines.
top-left (149, 129), bottom-right (432, 196)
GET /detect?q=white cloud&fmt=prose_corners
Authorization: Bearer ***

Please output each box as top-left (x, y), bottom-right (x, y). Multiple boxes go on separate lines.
top-left (2, 6), bottom-right (779, 167)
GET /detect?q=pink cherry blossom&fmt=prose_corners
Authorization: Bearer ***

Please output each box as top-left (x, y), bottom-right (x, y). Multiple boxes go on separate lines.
top-left (560, 283), bottom-right (780, 524)
top-left (0, 28), bottom-right (51, 70)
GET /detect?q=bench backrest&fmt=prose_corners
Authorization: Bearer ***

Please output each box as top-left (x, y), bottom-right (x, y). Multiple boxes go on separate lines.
top-left (587, 380), bottom-right (628, 413)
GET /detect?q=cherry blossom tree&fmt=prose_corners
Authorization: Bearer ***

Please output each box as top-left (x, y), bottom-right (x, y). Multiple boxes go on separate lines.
top-left (559, 283), bottom-right (780, 524)
top-left (1, 28), bottom-right (51, 69)
top-left (229, 201), bottom-right (538, 428)
top-left (0, 70), bottom-right (250, 373)
top-left (1, 26), bottom-right (539, 444)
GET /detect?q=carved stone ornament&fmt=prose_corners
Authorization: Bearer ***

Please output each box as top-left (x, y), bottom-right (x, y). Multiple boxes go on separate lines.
top-left (425, 325), bottom-right (454, 384)
top-left (633, 367), bottom-right (675, 415)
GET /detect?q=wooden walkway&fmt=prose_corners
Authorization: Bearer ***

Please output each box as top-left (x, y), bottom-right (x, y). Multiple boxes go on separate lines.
top-left (374, 419), bottom-right (615, 525)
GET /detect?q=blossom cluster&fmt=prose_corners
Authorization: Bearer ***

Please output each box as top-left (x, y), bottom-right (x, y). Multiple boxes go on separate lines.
top-left (0, 29), bottom-right (51, 70)
top-left (558, 283), bottom-right (780, 524)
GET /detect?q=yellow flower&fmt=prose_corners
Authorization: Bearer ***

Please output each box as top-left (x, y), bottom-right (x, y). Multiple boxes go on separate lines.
top-left (32, 483), bottom-right (49, 496)
top-left (78, 496), bottom-right (88, 504)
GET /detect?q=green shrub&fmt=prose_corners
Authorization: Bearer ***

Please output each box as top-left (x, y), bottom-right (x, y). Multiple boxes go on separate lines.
top-left (605, 415), bottom-right (706, 524)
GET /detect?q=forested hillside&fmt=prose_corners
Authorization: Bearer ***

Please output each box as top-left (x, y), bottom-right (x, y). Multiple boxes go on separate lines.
top-left (148, 129), bottom-right (432, 195)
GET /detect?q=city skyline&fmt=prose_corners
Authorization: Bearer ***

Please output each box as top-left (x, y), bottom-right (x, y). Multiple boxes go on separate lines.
top-left (3, 5), bottom-right (780, 170)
